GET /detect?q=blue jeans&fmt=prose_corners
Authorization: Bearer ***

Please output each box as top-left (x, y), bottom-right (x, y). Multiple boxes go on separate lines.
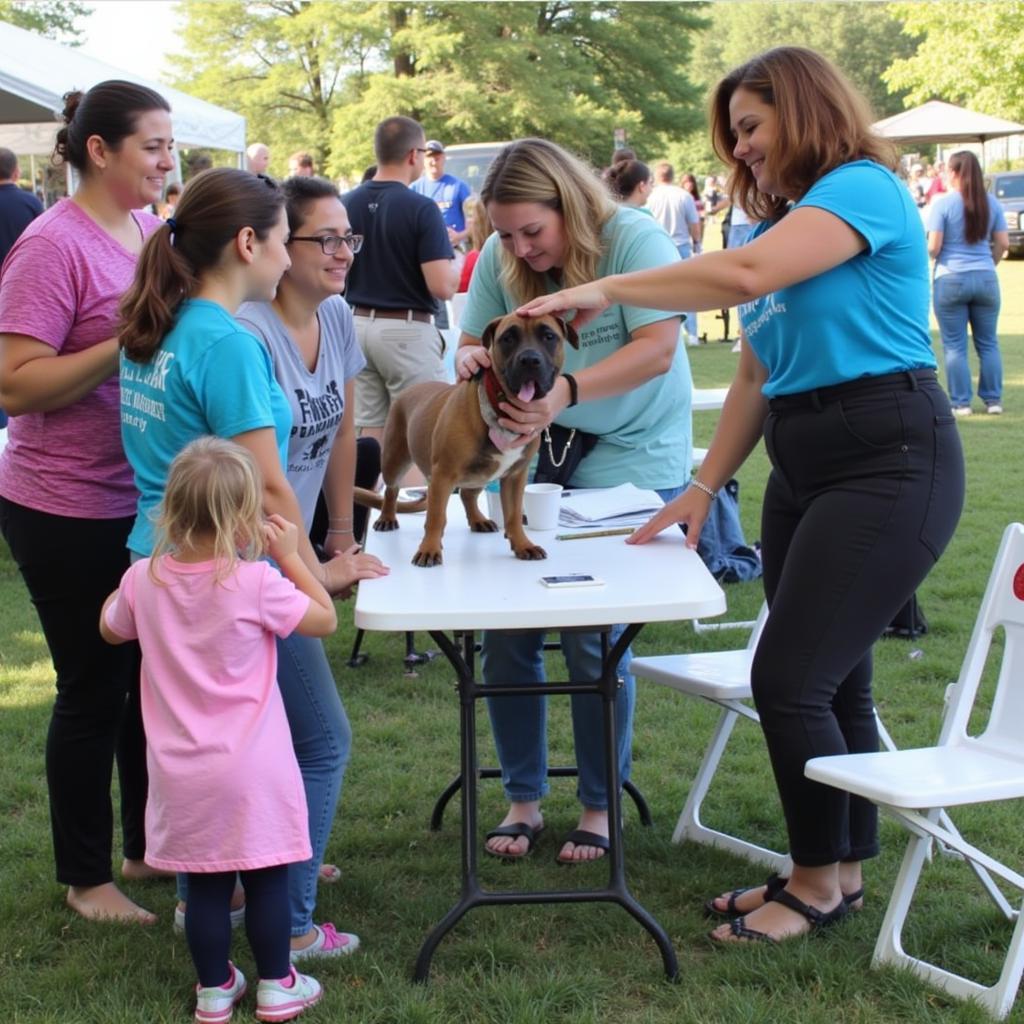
top-left (933, 269), bottom-right (1002, 408)
top-left (676, 242), bottom-right (697, 340)
top-left (482, 485), bottom-right (685, 810)
top-left (276, 632), bottom-right (352, 936)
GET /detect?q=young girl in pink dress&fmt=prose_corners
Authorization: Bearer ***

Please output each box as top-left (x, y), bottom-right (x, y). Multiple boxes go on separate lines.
top-left (100, 437), bottom-right (333, 1024)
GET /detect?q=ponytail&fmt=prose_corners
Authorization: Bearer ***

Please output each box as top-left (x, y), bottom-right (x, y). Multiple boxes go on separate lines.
top-left (119, 168), bottom-right (285, 361)
top-left (949, 150), bottom-right (989, 245)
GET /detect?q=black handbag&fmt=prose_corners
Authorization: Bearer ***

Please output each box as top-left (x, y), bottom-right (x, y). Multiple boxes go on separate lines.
top-left (532, 423), bottom-right (599, 487)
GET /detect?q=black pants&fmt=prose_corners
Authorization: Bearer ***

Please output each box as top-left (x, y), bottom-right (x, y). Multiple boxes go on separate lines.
top-left (752, 371), bottom-right (964, 867)
top-left (309, 435), bottom-right (381, 549)
top-left (186, 866), bottom-right (291, 987)
top-left (0, 498), bottom-right (147, 886)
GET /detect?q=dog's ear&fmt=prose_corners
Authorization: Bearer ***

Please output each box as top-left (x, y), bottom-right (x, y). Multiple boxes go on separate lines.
top-left (555, 316), bottom-right (580, 349)
top-left (480, 317), bottom-right (502, 350)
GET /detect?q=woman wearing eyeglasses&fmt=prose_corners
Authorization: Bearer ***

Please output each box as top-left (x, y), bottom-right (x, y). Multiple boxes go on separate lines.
top-left (118, 168), bottom-right (388, 959)
top-left (234, 174), bottom-right (382, 960)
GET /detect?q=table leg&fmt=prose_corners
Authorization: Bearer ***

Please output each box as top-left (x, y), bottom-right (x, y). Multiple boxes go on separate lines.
top-left (413, 626), bottom-right (678, 984)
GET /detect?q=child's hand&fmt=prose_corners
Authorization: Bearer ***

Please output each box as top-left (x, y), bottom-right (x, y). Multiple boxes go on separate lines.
top-left (264, 513), bottom-right (299, 563)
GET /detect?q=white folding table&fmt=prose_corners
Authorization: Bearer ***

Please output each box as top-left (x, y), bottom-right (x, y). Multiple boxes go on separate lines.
top-left (354, 496), bottom-right (725, 981)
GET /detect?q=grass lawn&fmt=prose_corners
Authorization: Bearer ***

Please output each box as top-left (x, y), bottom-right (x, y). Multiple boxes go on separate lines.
top-left (1, 255), bottom-right (1023, 1023)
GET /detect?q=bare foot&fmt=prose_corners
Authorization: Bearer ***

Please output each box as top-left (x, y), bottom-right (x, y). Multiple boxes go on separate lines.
top-left (557, 808), bottom-right (608, 863)
top-left (67, 883), bottom-right (156, 924)
top-left (484, 801), bottom-right (543, 858)
top-left (121, 858), bottom-right (175, 881)
top-left (709, 879), bottom-right (843, 943)
top-left (708, 864), bottom-right (864, 917)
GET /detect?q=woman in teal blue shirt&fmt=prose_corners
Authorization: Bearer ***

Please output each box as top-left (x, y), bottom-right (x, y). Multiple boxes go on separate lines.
top-left (523, 47), bottom-right (965, 944)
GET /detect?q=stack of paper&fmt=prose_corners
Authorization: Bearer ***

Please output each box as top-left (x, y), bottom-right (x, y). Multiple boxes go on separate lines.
top-left (559, 483), bottom-right (664, 528)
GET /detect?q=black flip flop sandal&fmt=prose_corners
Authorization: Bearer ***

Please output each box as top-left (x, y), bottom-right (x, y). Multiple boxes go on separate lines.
top-left (704, 873), bottom-right (788, 919)
top-left (710, 887), bottom-right (849, 944)
top-left (555, 828), bottom-right (610, 865)
top-left (484, 822), bottom-right (543, 860)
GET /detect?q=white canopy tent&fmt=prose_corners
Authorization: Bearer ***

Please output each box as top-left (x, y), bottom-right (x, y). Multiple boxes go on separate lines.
top-left (874, 100), bottom-right (1024, 167)
top-left (0, 20), bottom-right (245, 160)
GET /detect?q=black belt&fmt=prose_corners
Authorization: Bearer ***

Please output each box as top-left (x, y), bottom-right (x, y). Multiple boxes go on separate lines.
top-left (768, 369), bottom-right (938, 412)
top-left (352, 306), bottom-right (433, 324)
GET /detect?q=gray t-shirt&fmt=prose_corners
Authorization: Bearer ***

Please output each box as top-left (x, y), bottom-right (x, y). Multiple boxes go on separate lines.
top-left (235, 296), bottom-right (366, 529)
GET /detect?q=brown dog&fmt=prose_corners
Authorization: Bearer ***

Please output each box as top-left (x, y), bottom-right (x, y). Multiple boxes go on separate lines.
top-left (354, 313), bottom-right (579, 566)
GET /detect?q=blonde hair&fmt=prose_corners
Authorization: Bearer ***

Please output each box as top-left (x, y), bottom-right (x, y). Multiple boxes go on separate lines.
top-left (710, 46), bottom-right (898, 222)
top-left (150, 436), bottom-right (266, 583)
top-left (480, 138), bottom-right (617, 304)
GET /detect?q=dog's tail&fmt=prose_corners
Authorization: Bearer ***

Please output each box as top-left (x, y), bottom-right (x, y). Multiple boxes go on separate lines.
top-left (352, 487), bottom-right (428, 513)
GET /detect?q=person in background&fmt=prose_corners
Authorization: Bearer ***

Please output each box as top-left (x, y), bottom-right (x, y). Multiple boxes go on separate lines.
top-left (0, 147), bottom-right (43, 265)
top-left (158, 181), bottom-right (181, 222)
top-left (926, 148), bottom-right (1009, 416)
top-left (606, 158), bottom-right (653, 210)
top-left (457, 195), bottom-right (493, 293)
top-left (411, 140), bottom-right (472, 250)
top-left (907, 162), bottom-right (927, 208)
top-left (246, 142), bottom-right (270, 175)
top-left (289, 151), bottom-right (316, 177)
top-left (0, 79), bottom-right (173, 924)
top-left (236, 174), bottom-right (386, 961)
top-left (456, 138), bottom-right (692, 865)
top-left (926, 160), bottom-right (947, 203)
top-left (680, 172), bottom-right (705, 253)
top-left (648, 161), bottom-right (701, 345)
top-left (521, 47), bottom-right (964, 943)
top-left (342, 117), bottom-right (457, 457)
top-left (101, 438), bottom-right (327, 1024)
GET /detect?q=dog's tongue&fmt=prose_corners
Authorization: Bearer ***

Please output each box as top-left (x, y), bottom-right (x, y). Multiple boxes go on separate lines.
top-left (517, 381), bottom-right (536, 403)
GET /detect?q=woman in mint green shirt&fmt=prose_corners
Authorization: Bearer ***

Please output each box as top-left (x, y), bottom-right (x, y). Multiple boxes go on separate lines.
top-left (456, 138), bottom-right (692, 865)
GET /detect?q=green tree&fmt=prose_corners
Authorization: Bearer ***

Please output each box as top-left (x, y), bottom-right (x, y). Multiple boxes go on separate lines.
top-left (885, 1), bottom-right (1024, 123)
top-left (169, 1), bottom-right (707, 180)
top-left (0, 0), bottom-right (91, 44)
top-left (666, 1), bottom-right (918, 178)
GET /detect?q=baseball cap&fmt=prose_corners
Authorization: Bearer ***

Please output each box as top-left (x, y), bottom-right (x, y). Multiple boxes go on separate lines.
top-left (425, 140), bottom-right (445, 153)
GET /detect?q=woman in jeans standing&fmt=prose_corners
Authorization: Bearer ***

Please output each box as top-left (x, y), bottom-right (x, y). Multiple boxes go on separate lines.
top-left (523, 47), bottom-right (965, 943)
top-left (927, 149), bottom-right (1009, 416)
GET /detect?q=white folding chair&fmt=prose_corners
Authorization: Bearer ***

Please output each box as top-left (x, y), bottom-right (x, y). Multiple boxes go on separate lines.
top-left (632, 603), bottom-right (790, 871)
top-left (634, 601), bottom-right (901, 873)
top-left (806, 523), bottom-right (1024, 1020)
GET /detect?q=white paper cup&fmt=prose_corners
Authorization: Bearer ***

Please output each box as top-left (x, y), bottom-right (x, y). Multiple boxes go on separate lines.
top-left (523, 482), bottom-right (563, 531)
top-left (484, 487), bottom-right (504, 528)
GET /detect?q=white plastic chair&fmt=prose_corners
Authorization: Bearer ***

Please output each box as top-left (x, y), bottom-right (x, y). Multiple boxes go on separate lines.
top-left (633, 601), bottom-right (901, 873)
top-left (632, 603), bottom-right (790, 871)
top-left (806, 523), bottom-right (1024, 1020)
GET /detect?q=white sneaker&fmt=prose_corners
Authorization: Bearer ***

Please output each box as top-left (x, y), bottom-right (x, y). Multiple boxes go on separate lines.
top-left (289, 922), bottom-right (360, 962)
top-left (255, 967), bottom-right (322, 1022)
top-left (986, 404), bottom-right (1003, 415)
top-left (195, 962), bottom-right (246, 1024)
top-left (175, 902), bottom-right (246, 933)
top-left (952, 406), bottom-right (972, 418)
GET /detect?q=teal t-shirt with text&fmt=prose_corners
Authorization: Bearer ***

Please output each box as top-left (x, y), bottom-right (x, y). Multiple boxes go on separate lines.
top-left (739, 160), bottom-right (935, 398)
top-left (120, 298), bottom-right (291, 555)
top-left (461, 205), bottom-right (692, 490)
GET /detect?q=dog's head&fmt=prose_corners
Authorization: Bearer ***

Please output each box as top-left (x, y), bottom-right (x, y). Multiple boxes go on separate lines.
top-left (479, 314), bottom-right (579, 403)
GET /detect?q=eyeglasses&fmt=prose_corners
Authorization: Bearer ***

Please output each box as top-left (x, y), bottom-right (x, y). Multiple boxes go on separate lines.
top-left (288, 233), bottom-right (363, 255)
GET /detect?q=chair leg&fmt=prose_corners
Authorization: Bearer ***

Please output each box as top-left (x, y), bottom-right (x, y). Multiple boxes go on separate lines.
top-left (874, 815), bottom-right (1024, 1020)
top-left (674, 704), bottom-right (790, 873)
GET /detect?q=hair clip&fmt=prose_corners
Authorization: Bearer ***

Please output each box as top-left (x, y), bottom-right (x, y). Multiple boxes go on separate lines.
top-left (166, 217), bottom-right (177, 231)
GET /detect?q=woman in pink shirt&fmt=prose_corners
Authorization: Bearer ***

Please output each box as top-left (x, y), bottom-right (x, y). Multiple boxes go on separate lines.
top-left (0, 80), bottom-right (173, 923)
top-left (102, 437), bottom-right (329, 1024)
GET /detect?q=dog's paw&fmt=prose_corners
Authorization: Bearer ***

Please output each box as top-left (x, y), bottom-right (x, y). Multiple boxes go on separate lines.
top-left (411, 547), bottom-right (443, 567)
top-left (513, 543), bottom-right (547, 561)
top-left (373, 517), bottom-right (400, 532)
top-left (470, 518), bottom-right (501, 533)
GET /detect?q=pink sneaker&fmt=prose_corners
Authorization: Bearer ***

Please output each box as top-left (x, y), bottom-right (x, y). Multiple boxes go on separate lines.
top-left (255, 967), bottom-right (322, 1022)
top-left (194, 962), bottom-right (246, 1024)
top-left (289, 922), bottom-right (360, 963)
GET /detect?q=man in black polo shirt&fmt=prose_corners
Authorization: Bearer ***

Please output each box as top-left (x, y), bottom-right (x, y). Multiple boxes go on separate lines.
top-left (342, 116), bottom-right (458, 448)
top-left (0, 148), bottom-right (43, 267)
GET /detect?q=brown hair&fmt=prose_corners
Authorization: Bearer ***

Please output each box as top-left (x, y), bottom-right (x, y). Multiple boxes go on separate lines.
top-left (606, 159), bottom-right (651, 202)
top-left (119, 168), bottom-right (285, 362)
top-left (465, 195), bottom-right (493, 252)
top-left (710, 46), bottom-right (898, 221)
top-left (54, 80), bottom-right (170, 175)
top-left (281, 175), bottom-right (339, 233)
top-left (374, 116), bottom-right (424, 165)
top-left (480, 138), bottom-right (616, 304)
top-left (948, 150), bottom-right (991, 245)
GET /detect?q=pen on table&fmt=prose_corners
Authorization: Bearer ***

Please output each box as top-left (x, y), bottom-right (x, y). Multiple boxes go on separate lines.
top-left (556, 527), bottom-right (635, 541)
